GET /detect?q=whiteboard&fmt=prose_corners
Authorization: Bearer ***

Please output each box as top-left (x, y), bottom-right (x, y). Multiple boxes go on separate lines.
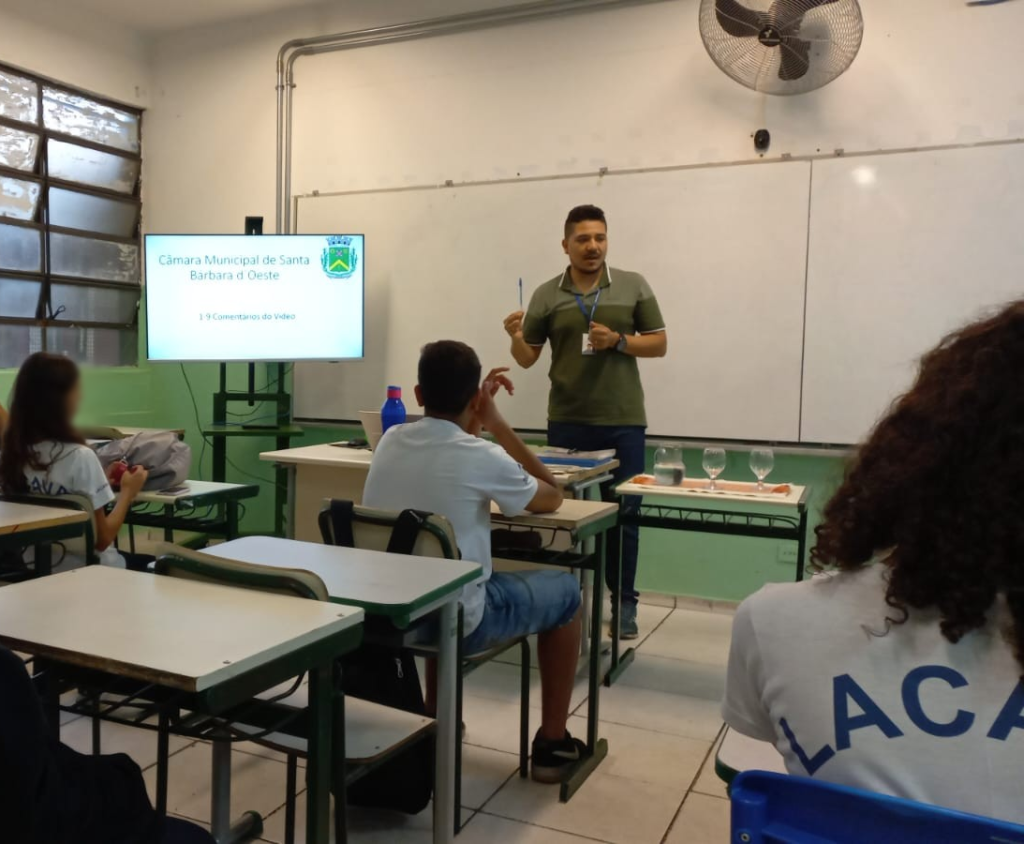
top-left (294, 162), bottom-right (811, 440)
top-left (801, 144), bottom-right (1024, 445)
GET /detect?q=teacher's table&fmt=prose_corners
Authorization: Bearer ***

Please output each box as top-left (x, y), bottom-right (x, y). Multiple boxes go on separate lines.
top-left (207, 536), bottom-right (480, 844)
top-left (0, 498), bottom-right (91, 577)
top-left (261, 443), bottom-right (619, 541)
top-left (126, 480), bottom-right (260, 546)
top-left (489, 498), bottom-right (619, 801)
top-left (0, 566), bottom-right (363, 844)
top-left (607, 478), bottom-right (810, 685)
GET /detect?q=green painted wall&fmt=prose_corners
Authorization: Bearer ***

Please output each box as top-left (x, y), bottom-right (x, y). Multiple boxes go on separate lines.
top-left (0, 330), bottom-right (849, 602)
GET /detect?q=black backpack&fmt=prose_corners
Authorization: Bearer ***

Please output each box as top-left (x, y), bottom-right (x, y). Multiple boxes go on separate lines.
top-left (326, 502), bottom-right (436, 815)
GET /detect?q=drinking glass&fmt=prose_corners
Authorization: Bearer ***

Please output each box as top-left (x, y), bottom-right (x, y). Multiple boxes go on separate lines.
top-left (749, 448), bottom-right (775, 491)
top-left (702, 447), bottom-right (727, 491)
top-left (654, 446), bottom-right (685, 487)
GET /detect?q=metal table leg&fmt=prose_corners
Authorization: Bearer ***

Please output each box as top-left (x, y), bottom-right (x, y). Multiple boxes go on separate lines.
top-left (163, 504), bottom-right (175, 543)
top-left (227, 500), bottom-right (240, 540)
top-left (560, 530), bottom-right (609, 801)
top-left (34, 542), bottom-right (52, 578)
top-left (796, 509), bottom-right (808, 582)
top-left (307, 663), bottom-right (334, 844)
top-left (210, 735), bottom-right (262, 844)
top-left (433, 599), bottom-right (458, 844)
top-left (283, 464), bottom-right (297, 540)
top-left (604, 521), bottom-right (635, 686)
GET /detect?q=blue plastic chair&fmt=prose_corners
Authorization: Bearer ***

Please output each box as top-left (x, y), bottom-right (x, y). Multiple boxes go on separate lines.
top-left (730, 771), bottom-right (1024, 844)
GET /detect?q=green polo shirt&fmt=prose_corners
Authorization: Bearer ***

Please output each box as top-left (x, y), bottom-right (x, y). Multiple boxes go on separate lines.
top-left (522, 265), bottom-right (665, 427)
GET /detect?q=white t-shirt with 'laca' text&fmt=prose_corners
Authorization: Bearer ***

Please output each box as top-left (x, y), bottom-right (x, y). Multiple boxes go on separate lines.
top-left (724, 564), bottom-right (1024, 824)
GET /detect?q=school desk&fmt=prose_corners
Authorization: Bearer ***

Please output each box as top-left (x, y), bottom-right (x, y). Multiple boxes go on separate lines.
top-left (607, 478), bottom-right (811, 685)
top-left (489, 497), bottom-right (620, 801)
top-left (260, 442), bottom-right (619, 542)
top-left (0, 499), bottom-right (91, 577)
top-left (126, 480), bottom-right (260, 545)
top-left (0, 566), bottom-right (363, 844)
top-left (206, 536), bottom-right (481, 844)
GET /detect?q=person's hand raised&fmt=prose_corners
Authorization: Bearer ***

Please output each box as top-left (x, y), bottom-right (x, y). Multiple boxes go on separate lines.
top-left (473, 367), bottom-right (514, 434)
top-left (503, 311), bottom-right (525, 339)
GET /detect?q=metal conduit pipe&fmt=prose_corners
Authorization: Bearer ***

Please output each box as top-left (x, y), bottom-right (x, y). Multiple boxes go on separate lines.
top-left (274, 0), bottom-right (674, 232)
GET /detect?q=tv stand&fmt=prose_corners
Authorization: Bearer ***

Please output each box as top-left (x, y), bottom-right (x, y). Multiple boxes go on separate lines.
top-left (205, 362), bottom-right (302, 536)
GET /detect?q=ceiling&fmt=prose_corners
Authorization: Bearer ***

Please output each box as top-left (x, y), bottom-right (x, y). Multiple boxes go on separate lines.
top-left (34, 0), bottom-right (328, 34)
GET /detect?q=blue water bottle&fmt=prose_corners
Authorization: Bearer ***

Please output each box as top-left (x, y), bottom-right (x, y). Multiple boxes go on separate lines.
top-left (381, 385), bottom-right (407, 434)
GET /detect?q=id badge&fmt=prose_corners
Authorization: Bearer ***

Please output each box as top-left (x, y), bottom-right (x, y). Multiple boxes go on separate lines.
top-left (582, 333), bottom-right (596, 356)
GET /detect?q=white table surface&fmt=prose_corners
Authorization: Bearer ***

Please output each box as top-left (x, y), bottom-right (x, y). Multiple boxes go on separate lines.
top-left (207, 536), bottom-right (481, 622)
top-left (616, 479), bottom-right (807, 508)
top-left (261, 443), bottom-right (618, 488)
top-left (0, 501), bottom-right (90, 536)
top-left (261, 443), bottom-right (374, 469)
top-left (0, 566), bottom-right (363, 692)
top-left (489, 498), bottom-right (619, 531)
top-left (135, 480), bottom-right (257, 504)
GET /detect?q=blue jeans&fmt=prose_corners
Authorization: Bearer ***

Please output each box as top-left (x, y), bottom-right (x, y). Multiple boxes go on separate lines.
top-left (463, 570), bottom-right (581, 654)
top-left (547, 421), bottom-right (645, 606)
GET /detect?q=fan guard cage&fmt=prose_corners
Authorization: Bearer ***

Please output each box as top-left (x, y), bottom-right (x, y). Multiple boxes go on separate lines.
top-left (699, 0), bottom-right (864, 96)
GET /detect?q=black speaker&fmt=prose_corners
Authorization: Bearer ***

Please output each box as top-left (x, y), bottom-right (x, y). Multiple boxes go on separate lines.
top-left (244, 216), bottom-right (264, 236)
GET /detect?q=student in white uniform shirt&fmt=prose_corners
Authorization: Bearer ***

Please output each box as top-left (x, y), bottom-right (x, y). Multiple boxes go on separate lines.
top-left (0, 353), bottom-right (148, 568)
top-left (723, 300), bottom-right (1024, 824)
top-left (364, 340), bottom-right (587, 784)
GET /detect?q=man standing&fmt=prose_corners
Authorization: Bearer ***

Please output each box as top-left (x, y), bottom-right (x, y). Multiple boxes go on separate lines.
top-left (503, 205), bottom-right (667, 638)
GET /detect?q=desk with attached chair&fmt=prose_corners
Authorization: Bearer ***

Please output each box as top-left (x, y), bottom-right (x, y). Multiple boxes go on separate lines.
top-left (205, 535), bottom-right (480, 844)
top-left (0, 498), bottom-right (93, 578)
top-left (0, 565), bottom-right (363, 844)
top-left (126, 480), bottom-right (260, 548)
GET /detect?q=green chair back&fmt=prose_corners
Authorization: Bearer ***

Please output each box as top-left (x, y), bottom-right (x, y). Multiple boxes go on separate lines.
top-left (319, 501), bottom-right (459, 561)
top-left (154, 543), bottom-right (329, 601)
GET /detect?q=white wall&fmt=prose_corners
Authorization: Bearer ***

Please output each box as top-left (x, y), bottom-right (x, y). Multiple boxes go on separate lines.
top-left (142, 0), bottom-right (1024, 236)
top-left (0, 0), bottom-right (152, 107)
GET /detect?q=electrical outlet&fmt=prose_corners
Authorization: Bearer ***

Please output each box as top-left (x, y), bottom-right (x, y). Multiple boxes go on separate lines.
top-left (777, 546), bottom-right (799, 565)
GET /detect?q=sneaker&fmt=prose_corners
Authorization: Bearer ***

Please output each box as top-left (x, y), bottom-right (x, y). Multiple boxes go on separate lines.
top-left (531, 730), bottom-right (588, 784)
top-left (617, 602), bottom-right (639, 640)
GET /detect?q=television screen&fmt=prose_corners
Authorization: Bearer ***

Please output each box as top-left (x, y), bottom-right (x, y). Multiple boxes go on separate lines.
top-left (144, 234), bottom-right (365, 362)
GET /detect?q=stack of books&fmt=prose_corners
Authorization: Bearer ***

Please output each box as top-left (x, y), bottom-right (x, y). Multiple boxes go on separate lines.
top-left (536, 447), bottom-right (617, 468)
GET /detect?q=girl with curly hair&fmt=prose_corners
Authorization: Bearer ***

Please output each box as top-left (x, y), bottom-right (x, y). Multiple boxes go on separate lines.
top-left (723, 300), bottom-right (1024, 823)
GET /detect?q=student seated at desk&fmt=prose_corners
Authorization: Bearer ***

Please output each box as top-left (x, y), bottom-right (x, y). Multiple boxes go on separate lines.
top-left (723, 301), bottom-right (1024, 824)
top-left (0, 353), bottom-right (148, 568)
top-left (364, 340), bottom-right (586, 784)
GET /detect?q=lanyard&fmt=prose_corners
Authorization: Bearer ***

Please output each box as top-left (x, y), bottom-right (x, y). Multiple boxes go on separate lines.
top-left (575, 287), bottom-right (601, 324)
top-left (561, 266), bottom-right (609, 325)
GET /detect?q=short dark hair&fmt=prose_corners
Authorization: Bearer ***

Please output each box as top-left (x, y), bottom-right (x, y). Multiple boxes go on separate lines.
top-left (565, 204), bottom-right (607, 239)
top-left (418, 340), bottom-right (482, 416)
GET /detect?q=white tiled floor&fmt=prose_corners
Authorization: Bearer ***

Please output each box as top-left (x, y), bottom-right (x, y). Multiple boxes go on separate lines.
top-left (59, 602), bottom-right (736, 843)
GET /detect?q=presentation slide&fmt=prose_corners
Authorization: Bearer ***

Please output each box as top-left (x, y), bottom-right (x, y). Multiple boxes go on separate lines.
top-left (145, 234), bottom-right (365, 362)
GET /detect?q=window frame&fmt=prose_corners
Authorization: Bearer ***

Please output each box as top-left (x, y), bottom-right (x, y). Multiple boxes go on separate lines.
top-left (0, 62), bottom-right (142, 363)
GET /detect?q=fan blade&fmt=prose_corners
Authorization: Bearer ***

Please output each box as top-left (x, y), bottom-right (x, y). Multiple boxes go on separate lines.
top-left (778, 37), bottom-right (811, 80)
top-left (769, 0), bottom-right (840, 35)
top-left (715, 0), bottom-right (763, 37)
